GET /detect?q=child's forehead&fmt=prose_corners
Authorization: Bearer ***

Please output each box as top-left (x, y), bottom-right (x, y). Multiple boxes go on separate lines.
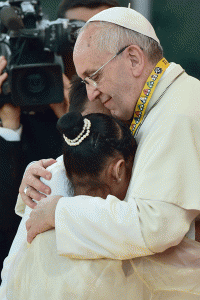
top-left (82, 99), bottom-right (111, 116)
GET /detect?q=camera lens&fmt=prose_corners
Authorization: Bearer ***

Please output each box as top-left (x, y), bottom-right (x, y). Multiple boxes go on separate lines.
top-left (12, 66), bottom-right (51, 105)
top-left (10, 64), bottom-right (63, 106)
top-left (25, 72), bottom-right (46, 94)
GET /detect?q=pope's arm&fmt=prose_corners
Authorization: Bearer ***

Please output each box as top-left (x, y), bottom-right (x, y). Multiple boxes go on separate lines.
top-left (55, 196), bottom-right (198, 259)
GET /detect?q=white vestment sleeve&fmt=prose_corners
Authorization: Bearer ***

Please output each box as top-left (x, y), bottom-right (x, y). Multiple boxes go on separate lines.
top-left (55, 196), bottom-right (199, 259)
top-left (55, 195), bottom-right (153, 259)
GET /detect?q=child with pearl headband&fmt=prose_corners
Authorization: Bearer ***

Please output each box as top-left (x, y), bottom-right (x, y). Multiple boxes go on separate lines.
top-left (57, 111), bottom-right (137, 200)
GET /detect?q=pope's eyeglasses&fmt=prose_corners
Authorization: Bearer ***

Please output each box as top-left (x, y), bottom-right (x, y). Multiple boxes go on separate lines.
top-left (81, 45), bottom-right (130, 88)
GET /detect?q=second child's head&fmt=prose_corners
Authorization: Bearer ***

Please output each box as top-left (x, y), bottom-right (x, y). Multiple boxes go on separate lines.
top-left (68, 75), bottom-right (111, 116)
top-left (57, 112), bottom-right (137, 200)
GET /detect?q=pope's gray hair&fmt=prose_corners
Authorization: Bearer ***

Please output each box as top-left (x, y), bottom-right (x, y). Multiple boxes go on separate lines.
top-left (78, 21), bottom-right (163, 64)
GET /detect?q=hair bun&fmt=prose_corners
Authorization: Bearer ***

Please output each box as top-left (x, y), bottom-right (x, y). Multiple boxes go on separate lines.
top-left (57, 112), bottom-right (84, 139)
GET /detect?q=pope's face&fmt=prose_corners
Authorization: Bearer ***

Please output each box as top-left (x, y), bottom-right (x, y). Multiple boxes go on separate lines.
top-left (74, 25), bottom-right (140, 121)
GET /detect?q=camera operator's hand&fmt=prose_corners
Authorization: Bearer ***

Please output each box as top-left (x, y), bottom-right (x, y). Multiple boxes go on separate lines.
top-left (19, 158), bottom-right (56, 209)
top-left (0, 103), bottom-right (21, 129)
top-left (50, 74), bottom-right (70, 118)
top-left (0, 56), bottom-right (8, 91)
top-left (0, 56), bottom-right (21, 129)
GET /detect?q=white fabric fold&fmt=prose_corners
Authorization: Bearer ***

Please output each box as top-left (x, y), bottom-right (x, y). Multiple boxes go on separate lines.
top-left (0, 125), bottom-right (22, 141)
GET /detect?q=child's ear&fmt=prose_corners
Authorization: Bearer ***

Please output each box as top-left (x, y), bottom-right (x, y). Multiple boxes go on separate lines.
top-left (112, 159), bottom-right (125, 183)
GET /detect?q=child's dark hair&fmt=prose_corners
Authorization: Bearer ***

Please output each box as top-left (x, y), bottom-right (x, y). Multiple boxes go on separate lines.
top-left (57, 112), bottom-right (137, 180)
top-left (68, 75), bottom-right (88, 114)
top-left (57, 0), bottom-right (120, 18)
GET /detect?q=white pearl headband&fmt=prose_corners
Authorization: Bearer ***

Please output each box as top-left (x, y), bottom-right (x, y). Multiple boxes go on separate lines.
top-left (63, 118), bottom-right (91, 146)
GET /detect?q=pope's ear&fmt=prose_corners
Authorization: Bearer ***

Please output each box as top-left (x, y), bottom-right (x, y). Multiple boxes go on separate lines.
top-left (112, 158), bottom-right (125, 183)
top-left (127, 45), bottom-right (145, 77)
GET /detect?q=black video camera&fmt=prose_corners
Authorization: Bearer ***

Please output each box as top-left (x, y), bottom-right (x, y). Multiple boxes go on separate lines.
top-left (0, 0), bottom-right (85, 107)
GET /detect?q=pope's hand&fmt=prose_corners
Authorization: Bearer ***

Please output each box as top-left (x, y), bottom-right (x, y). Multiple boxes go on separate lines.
top-left (19, 158), bottom-right (57, 209)
top-left (26, 195), bottom-right (62, 243)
